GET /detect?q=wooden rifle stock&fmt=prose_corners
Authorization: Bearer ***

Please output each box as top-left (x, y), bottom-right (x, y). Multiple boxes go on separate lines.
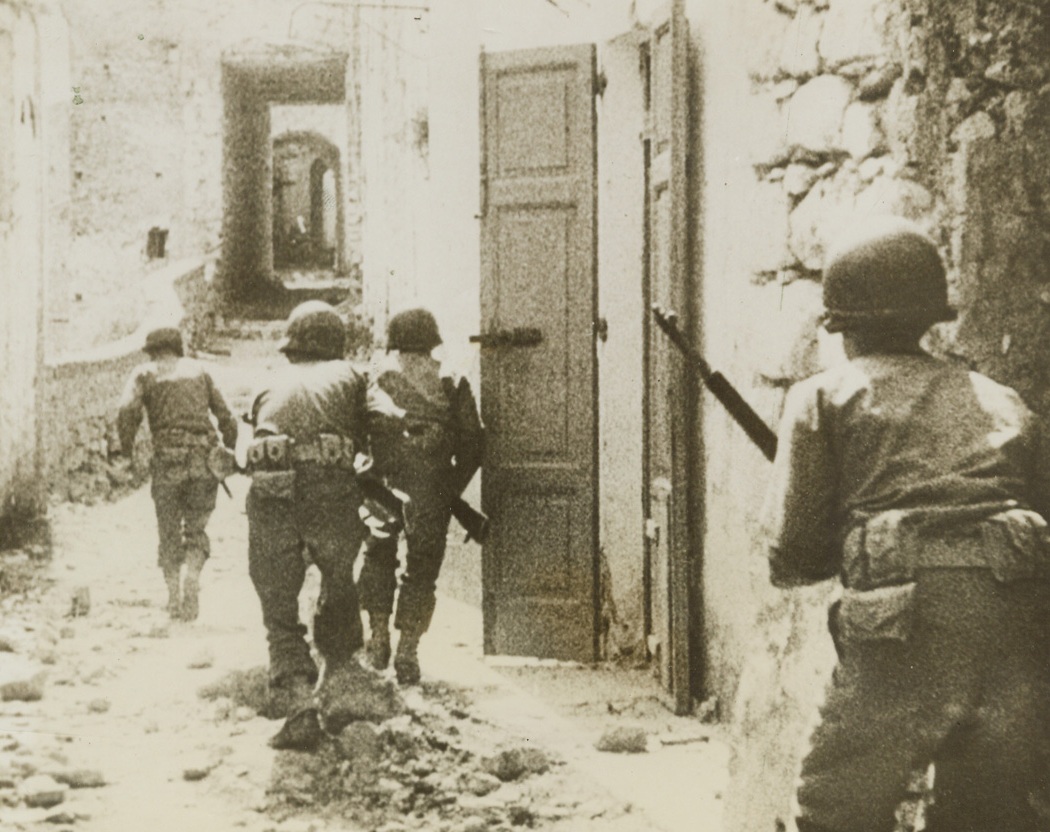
top-left (651, 305), bottom-right (778, 462)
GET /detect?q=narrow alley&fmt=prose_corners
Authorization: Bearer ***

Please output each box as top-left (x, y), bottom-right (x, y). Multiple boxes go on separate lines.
top-left (0, 331), bottom-right (728, 832)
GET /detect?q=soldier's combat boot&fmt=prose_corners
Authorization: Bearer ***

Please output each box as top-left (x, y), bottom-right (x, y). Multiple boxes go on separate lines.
top-left (180, 552), bottom-right (206, 622)
top-left (365, 614), bottom-right (392, 670)
top-left (393, 629), bottom-right (422, 686)
top-left (269, 706), bottom-right (323, 751)
top-left (263, 675), bottom-right (315, 721)
top-left (163, 567), bottom-right (181, 619)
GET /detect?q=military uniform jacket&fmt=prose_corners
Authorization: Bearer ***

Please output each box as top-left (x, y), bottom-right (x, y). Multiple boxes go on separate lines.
top-left (369, 352), bottom-right (484, 496)
top-left (762, 352), bottom-right (1050, 635)
top-left (248, 359), bottom-right (400, 448)
top-left (117, 357), bottom-right (237, 455)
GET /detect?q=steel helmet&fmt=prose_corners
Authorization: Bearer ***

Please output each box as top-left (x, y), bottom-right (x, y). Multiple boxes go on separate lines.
top-left (278, 301), bottom-right (347, 359)
top-left (144, 326), bottom-right (184, 356)
top-left (387, 308), bottom-right (442, 352)
top-left (822, 216), bottom-right (955, 333)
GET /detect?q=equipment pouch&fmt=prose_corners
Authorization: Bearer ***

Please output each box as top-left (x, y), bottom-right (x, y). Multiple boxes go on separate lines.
top-left (251, 470), bottom-right (296, 500)
top-left (982, 508), bottom-right (1049, 583)
top-left (247, 439), bottom-right (268, 469)
top-left (266, 436), bottom-right (291, 466)
top-left (319, 434), bottom-right (345, 466)
top-left (850, 510), bottom-right (913, 587)
top-left (838, 582), bottom-right (917, 643)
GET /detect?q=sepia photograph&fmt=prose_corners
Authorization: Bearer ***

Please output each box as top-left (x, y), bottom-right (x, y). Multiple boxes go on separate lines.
top-left (1, 0), bottom-right (1048, 830)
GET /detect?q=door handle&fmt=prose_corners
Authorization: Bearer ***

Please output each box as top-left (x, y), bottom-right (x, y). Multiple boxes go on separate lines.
top-left (469, 327), bottom-right (543, 348)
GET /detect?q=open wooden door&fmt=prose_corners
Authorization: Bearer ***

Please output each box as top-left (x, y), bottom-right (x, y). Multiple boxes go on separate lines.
top-left (478, 45), bottom-right (599, 661)
top-left (641, 0), bottom-right (696, 714)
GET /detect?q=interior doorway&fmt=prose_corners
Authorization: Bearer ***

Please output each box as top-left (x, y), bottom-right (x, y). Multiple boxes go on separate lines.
top-left (272, 130), bottom-right (343, 271)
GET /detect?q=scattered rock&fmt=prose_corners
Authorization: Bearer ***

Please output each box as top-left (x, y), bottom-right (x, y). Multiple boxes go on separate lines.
top-left (44, 809), bottom-right (77, 824)
top-left (19, 775), bottom-right (68, 808)
top-left (336, 722), bottom-right (383, 763)
top-left (86, 699), bottom-right (110, 714)
top-left (49, 768), bottom-right (105, 789)
top-left (58, 628), bottom-right (75, 640)
top-left (187, 649), bottom-right (214, 670)
top-left (234, 706), bottom-right (256, 722)
top-left (0, 656), bottom-right (46, 702)
top-left (480, 746), bottom-right (551, 782)
top-left (182, 756), bottom-right (217, 782)
top-left (466, 772), bottom-right (502, 797)
top-left (595, 726), bottom-right (648, 754)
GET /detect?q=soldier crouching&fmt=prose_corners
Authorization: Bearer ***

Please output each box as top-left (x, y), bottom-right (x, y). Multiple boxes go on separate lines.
top-left (245, 301), bottom-right (404, 750)
top-left (762, 217), bottom-right (1050, 832)
top-left (116, 326), bottom-right (238, 621)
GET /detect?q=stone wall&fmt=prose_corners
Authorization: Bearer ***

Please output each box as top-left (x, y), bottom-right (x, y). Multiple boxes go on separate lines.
top-left (42, 258), bottom-right (215, 503)
top-left (677, 1), bottom-right (1050, 829)
top-left (0, 1), bottom-right (49, 537)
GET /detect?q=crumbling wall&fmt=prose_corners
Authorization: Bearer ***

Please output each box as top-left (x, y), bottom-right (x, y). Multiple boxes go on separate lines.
top-left (684, 1), bottom-right (1050, 829)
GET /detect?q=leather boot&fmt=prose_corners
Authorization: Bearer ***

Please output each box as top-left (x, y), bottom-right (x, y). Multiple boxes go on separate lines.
top-left (393, 628), bottom-right (422, 686)
top-left (269, 707), bottom-right (323, 751)
top-left (163, 567), bottom-right (181, 619)
top-left (365, 614), bottom-right (392, 670)
top-left (181, 552), bottom-right (206, 622)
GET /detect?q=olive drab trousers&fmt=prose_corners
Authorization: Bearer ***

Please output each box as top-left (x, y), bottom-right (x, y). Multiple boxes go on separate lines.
top-left (150, 448), bottom-right (218, 571)
top-left (797, 568), bottom-right (1050, 832)
top-left (358, 431), bottom-right (453, 635)
top-left (247, 467), bottom-right (367, 686)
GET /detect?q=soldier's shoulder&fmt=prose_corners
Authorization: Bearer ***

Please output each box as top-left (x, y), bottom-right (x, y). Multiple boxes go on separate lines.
top-left (130, 360), bottom-right (159, 382)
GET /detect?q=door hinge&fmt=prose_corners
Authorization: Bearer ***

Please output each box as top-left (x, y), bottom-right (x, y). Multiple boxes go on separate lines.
top-left (594, 71), bottom-right (608, 98)
top-left (594, 317), bottom-right (608, 343)
top-left (645, 518), bottom-right (660, 542)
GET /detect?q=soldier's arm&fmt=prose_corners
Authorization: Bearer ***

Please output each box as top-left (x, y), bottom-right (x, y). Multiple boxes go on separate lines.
top-left (761, 380), bottom-right (839, 589)
top-left (115, 368), bottom-right (146, 457)
top-left (206, 372), bottom-right (239, 449)
top-left (1028, 415), bottom-right (1050, 522)
top-left (448, 376), bottom-right (484, 496)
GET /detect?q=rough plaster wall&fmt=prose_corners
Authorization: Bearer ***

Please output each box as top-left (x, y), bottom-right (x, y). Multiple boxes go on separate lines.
top-left (596, 30), bottom-right (647, 660)
top-left (357, 7), bottom-right (429, 334)
top-left (0, 3), bottom-right (46, 525)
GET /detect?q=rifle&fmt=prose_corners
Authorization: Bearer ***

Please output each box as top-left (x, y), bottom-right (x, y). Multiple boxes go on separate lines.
top-left (451, 497), bottom-right (489, 544)
top-left (358, 468), bottom-right (489, 544)
top-left (651, 305), bottom-right (778, 462)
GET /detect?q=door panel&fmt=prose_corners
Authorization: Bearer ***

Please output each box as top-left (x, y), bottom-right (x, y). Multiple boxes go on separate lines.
top-left (479, 44), bottom-right (599, 662)
top-left (642, 0), bottom-right (695, 714)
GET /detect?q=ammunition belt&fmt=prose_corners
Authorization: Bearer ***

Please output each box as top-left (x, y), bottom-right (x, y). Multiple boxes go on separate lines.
top-left (154, 428), bottom-right (215, 449)
top-left (247, 433), bottom-right (356, 471)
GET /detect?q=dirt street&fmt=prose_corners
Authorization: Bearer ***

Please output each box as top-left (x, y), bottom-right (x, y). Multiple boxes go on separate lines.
top-left (0, 329), bottom-right (729, 832)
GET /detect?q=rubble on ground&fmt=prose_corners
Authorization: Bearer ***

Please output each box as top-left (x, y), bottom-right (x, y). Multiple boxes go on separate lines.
top-left (198, 667), bottom-right (631, 831)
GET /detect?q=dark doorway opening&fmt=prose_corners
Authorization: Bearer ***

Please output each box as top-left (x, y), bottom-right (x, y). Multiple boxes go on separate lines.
top-left (271, 131), bottom-right (343, 272)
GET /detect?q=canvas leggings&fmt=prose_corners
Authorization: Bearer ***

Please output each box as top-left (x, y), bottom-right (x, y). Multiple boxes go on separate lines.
top-left (797, 568), bottom-right (1050, 832)
top-left (247, 468), bottom-right (367, 686)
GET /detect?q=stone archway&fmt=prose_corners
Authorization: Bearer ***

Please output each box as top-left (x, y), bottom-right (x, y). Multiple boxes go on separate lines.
top-left (271, 130), bottom-right (344, 272)
top-left (219, 43), bottom-right (347, 299)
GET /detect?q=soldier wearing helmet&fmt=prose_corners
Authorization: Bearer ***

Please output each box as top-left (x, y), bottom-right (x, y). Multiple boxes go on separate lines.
top-left (244, 301), bottom-right (404, 750)
top-left (762, 217), bottom-right (1050, 832)
top-left (357, 307), bottom-right (484, 685)
top-left (116, 326), bottom-right (238, 621)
